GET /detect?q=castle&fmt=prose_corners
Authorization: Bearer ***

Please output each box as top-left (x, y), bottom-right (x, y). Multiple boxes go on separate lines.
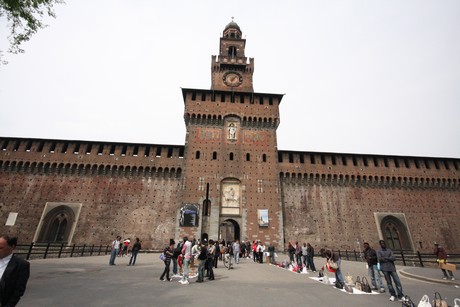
top-left (1, 21), bottom-right (459, 252)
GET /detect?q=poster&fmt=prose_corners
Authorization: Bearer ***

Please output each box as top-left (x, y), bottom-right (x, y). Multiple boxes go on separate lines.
top-left (258, 209), bottom-right (269, 227)
top-left (179, 204), bottom-right (199, 227)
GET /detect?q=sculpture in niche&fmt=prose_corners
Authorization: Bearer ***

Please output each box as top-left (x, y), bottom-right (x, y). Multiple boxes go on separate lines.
top-left (227, 123), bottom-right (237, 140)
top-left (222, 185), bottom-right (239, 207)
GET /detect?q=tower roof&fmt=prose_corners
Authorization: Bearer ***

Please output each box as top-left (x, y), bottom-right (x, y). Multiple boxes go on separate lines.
top-left (224, 20), bottom-right (241, 31)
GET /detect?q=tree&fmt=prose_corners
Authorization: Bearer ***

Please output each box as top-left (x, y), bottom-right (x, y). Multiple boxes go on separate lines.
top-left (0, 0), bottom-right (64, 62)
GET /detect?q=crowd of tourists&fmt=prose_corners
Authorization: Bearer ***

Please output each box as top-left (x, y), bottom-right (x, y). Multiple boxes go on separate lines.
top-left (109, 235), bottom-right (456, 304)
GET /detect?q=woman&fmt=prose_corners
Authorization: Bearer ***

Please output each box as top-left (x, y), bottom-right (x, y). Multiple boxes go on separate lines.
top-left (320, 248), bottom-right (344, 285)
top-left (160, 239), bottom-right (174, 281)
top-left (287, 242), bottom-right (295, 264)
top-left (207, 240), bottom-right (215, 280)
top-left (196, 242), bottom-right (206, 282)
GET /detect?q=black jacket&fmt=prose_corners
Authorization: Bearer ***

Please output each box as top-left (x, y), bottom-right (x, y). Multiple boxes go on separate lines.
top-left (0, 255), bottom-right (30, 307)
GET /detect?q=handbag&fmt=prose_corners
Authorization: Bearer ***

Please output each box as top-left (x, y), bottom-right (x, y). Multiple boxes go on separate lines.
top-left (329, 259), bottom-right (339, 269)
top-left (159, 253), bottom-right (165, 261)
top-left (361, 277), bottom-right (372, 293)
top-left (326, 261), bottom-right (337, 272)
top-left (417, 295), bottom-right (432, 307)
top-left (355, 276), bottom-right (363, 291)
top-left (377, 262), bottom-right (381, 271)
top-left (344, 283), bottom-right (354, 293)
top-left (433, 292), bottom-right (448, 307)
top-left (401, 296), bottom-right (416, 307)
top-left (454, 298), bottom-right (460, 307)
top-left (345, 273), bottom-right (354, 285)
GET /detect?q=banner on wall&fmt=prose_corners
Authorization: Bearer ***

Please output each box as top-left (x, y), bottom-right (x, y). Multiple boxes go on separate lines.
top-left (179, 204), bottom-right (199, 227)
top-left (258, 209), bottom-right (269, 227)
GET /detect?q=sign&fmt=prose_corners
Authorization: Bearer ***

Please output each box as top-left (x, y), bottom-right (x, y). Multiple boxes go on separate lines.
top-left (258, 209), bottom-right (269, 227)
top-left (179, 204), bottom-right (199, 227)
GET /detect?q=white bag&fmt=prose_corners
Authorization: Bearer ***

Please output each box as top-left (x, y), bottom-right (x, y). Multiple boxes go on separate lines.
top-left (418, 294), bottom-right (432, 307)
top-left (453, 298), bottom-right (460, 307)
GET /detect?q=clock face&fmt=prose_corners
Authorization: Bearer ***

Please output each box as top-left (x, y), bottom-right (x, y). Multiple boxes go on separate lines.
top-left (223, 72), bottom-right (242, 87)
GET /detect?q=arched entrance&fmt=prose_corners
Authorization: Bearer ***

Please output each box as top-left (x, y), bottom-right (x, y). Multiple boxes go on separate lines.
top-left (380, 215), bottom-right (412, 250)
top-left (220, 219), bottom-right (240, 243)
top-left (37, 205), bottom-right (75, 243)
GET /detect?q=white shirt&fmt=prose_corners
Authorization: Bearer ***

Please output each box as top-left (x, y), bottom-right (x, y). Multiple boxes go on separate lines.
top-left (0, 254), bottom-right (13, 280)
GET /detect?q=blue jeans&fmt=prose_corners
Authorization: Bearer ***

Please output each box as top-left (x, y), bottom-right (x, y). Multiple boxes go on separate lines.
top-left (382, 271), bottom-right (404, 298)
top-left (197, 259), bottom-right (206, 280)
top-left (335, 258), bottom-right (344, 283)
top-left (368, 264), bottom-right (384, 289)
top-left (129, 251), bottom-right (138, 265)
top-left (172, 258), bottom-right (178, 275)
top-left (109, 249), bottom-right (118, 265)
top-left (234, 252), bottom-right (240, 264)
top-left (307, 256), bottom-right (316, 271)
top-left (182, 258), bottom-right (190, 281)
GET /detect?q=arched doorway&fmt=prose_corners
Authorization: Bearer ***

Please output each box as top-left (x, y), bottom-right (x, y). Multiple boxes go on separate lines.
top-left (220, 219), bottom-right (240, 243)
top-left (380, 215), bottom-right (412, 250)
top-left (37, 205), bottom-right (75, 243)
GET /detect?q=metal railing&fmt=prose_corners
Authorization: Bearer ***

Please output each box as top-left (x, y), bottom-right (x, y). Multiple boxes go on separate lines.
top-left (14, 242), bottom-right (112, 260)
top-left (336, 250), bottom-right (460, 267)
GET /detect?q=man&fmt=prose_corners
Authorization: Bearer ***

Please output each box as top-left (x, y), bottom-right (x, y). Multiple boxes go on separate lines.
top-left (0, 235), bottom-right (30, 307)
top-left (128, 237), bottom-right (141, 266)
top-left (377, 240), bottom-right (404, 301)
top-left (295, 241), bottom-right (302, 266)
top-left (179, 237), bottom-right (192, 285)
top-left (363, 242), bottom-right (385, 292)
top-left (232, 240), bottom-right (241, 264)
top-left (306, 243), bottom-right (317, 272)
top-left (109, 236), bottom-right (121, 265)
top-left (434, 243), bottom-right (455, 280)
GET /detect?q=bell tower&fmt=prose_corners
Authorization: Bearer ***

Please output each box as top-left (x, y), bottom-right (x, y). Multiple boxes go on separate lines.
top-left (180, 20), bottom-right (285, 249)
top-left (211, 20), bottom-right (254, 92)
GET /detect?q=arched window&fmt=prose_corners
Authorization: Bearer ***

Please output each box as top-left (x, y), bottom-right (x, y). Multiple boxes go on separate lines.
top-left (229, 152), bottom-right (234, 161)
top-left (228, 46), bottom-right (237, 57)
top-left (37, 205), bottom-right (76, 243)
top-left (212, 152), bottom-right (217, 160)
top-left (246, 153), bottom-right (250, 161)
top-left (262, 154), bottom-right (267, 162)
top-left (196, 151), bottom-right (200, 159)
top-left (380, 215), bottom-right (412, 250)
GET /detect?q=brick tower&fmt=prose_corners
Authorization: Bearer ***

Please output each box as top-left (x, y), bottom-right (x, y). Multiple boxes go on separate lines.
top-left (180, 20), bottom-right (285, 247)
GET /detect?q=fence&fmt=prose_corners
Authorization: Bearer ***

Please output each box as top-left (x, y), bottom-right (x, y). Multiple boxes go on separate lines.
top-left (15, 242), bottom-right (112, 260)
top-left (336, 250), bottom-right (460, 268)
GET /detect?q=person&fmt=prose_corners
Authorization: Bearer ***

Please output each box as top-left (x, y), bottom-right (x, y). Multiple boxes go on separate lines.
top-left (377, 240), bottom-right (404, 301)
top-left (172, 240), bottom-right (183, 277)
top-left (213, 241), bottom-right (220, 268)
top-left (287, 242), bottom-right (295, 264)
top-left (232, 240), bottom-right (240, 264)
top-left (295, 241), bottom-right (302, 266)
top-left (434, 243), bottom-right (455, 280)
top-left (179, 237), bottom-right (192, 285)
top-left (301, 243), bottom-right (308, 268)
top-left (0, 235), bottom-right (30, 307)
top-left (207, 240), bottom-right (215, 280)
top-left (128, 238), bottom-right (141, 266)
top-left (122, 238), bottom-right (130, 257)
top-left (196, 242), bottom-right (206, 282)
top-left (320, 248), bottom-right (344, 285)
top-left (363, 242), bottom-right (385, 292)
top-left (268, 243), bottom-right (276, 264)
top-left (306, 243), bottom-right (317, 272)
top-left (257, 241), bottom-right (265, 263)
top-left (160, 239), bottom-right (174, 281)
top-left (252, 241), bottom-right (258, 262)
top-left (109, 236), bottom-right (121, 265)
top-left (226, 242), bottom-right (233, 269)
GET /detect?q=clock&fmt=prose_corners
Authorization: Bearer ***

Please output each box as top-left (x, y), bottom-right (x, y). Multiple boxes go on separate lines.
top-left (223, 72), bottom-right (242, 87)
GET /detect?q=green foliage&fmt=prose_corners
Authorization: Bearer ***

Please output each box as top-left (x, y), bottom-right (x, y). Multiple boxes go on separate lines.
top-left (0, 0), bottom-right (64, 56)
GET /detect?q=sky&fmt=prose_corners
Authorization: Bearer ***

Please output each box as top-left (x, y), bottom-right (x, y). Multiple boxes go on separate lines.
top-left (1, 0), bottom-right (459, 159)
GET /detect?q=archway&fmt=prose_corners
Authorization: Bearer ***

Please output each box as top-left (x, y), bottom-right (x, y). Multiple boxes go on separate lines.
top-left (37, 205), bottom-right (75, 243)
top-left (220, 219), bottom-right (240, 243)
top-left (380, 215), bottom-right (412, 250)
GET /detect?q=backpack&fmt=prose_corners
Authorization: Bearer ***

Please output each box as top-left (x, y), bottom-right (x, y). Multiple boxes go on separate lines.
top-left (227, 245), bottom-right (233, 254)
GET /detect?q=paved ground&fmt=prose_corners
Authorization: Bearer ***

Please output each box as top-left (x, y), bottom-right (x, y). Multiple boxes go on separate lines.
top-left (19, 253), bottom-right (460, 307)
